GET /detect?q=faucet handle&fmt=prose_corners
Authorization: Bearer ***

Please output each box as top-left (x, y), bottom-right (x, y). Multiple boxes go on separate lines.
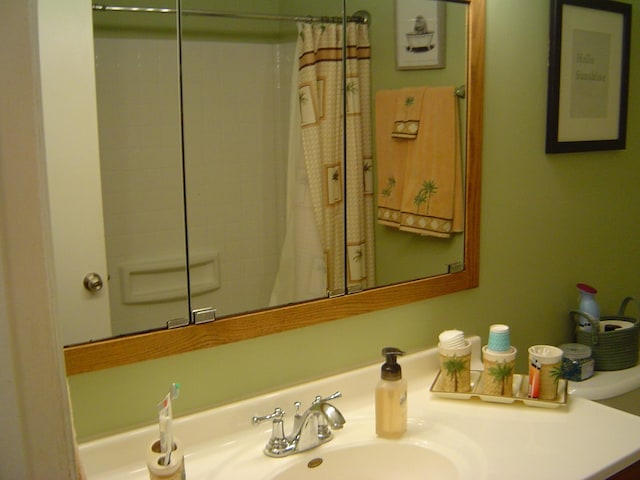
top-left (313, 391), bottom-right (342, 404)
top-left (252, 408), bottom-right (295, 458)
top-left (251, 407), bottom-right (285, 425)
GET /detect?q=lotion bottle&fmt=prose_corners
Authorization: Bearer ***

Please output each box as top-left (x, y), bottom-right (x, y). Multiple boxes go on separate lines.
top-left (375, 347), bottom-right (407, 438)
top-left (576, 283), bottom-right (600, 332)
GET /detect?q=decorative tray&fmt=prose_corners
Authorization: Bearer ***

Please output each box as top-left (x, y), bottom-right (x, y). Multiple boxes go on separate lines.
top-left (429, 370), bottom-right (568, 408)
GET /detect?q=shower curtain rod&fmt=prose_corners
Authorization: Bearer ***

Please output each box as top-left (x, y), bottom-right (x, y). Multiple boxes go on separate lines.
top-left (91, 4), bottom-right (370, 24)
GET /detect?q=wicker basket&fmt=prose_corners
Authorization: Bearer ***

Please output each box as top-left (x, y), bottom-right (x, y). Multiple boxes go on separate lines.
top-left (571, 297), bottom-right (640, 371)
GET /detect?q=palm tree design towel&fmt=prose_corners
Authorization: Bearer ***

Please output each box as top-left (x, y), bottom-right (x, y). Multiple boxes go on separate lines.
top-left (375, 89), bottom-right (409, 227)
top-left (391, 88), bottom-right (424, 140)
top-left (376, 86), bottom-right (463, 237)
top-left (399, 86), bottom-right (463, 237)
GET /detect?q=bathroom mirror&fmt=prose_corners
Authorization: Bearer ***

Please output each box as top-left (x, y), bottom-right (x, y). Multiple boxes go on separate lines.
top-left (64, 0), bottom-right (483, 374)
top-left (86, 0), bottom-right (467, 336)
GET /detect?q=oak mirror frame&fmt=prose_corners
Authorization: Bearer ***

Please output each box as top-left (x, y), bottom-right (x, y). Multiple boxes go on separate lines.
top-left (64, 0), bottom-right (484, 375)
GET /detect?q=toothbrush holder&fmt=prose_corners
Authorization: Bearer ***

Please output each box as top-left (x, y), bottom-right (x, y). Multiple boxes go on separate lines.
top-left (146, 437), bottom-right (185, 480)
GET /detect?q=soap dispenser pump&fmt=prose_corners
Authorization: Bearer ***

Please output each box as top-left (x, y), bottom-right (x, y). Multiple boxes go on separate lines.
top-left (375, 347), bottom-right (407, 439)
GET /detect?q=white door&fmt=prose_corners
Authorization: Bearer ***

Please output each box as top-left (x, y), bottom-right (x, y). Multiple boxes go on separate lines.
top-left (38, 0), bottom-right (112, 345)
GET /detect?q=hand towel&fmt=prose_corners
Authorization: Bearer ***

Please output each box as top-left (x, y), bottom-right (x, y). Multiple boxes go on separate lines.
top-left (399, 86), bottom-right (464, 237)
top-left (375, 89), bottom-right (409, 227)
top-left (391, 88), bottom-right (425, 140)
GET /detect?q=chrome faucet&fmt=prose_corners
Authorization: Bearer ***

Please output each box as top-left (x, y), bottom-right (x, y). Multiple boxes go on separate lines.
top-left (252, 392), bottom-right (345, 457)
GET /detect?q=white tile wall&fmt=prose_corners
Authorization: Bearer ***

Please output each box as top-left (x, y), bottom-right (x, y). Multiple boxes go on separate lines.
top-left (183, 39), bottom-right (295, 317)
top-left (94, 35), bottom-right (294, 334)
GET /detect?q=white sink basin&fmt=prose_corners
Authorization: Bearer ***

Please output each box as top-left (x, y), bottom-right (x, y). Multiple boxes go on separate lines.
top-left (204, 416), bottom-right (483, 480)
top-left (266, 442), bottom-right (457, 480)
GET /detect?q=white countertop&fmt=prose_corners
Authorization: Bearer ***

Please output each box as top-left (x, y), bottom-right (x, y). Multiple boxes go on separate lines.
top-left (80, 336), bottom-right (640, 479)
top-left (569, 360), bottom-right (640, 400)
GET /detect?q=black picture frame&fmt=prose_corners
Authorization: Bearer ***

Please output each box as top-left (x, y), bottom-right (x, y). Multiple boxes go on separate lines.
top-left (545, 0), bottom-right (631, 154)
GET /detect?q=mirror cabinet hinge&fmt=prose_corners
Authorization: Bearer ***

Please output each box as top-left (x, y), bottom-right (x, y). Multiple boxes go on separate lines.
top-left (192, 307), bottom-right (217, 324)
top-left (167, 317), bottom-right (189, 329)
top-left (447, 262), bottom-right (464, 274)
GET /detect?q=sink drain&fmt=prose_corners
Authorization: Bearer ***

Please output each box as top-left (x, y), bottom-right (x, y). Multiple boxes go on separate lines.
top-left (307, 458), bottom-right (323, 469)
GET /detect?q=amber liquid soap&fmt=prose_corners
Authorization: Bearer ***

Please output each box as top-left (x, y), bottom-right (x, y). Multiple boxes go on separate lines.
top-left (375, 347), bottom-right (407, 439)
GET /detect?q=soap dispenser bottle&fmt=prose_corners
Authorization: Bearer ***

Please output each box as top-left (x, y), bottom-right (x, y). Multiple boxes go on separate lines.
top-left (375, 347), bottom-right (407, 439)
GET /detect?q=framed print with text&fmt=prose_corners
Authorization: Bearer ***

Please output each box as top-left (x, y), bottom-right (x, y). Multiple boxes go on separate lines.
top-left (545, 0), bottom-right (631, 153)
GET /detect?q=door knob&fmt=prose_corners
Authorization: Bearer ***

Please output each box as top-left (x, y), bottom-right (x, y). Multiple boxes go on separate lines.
top-left (83, 272), bottom-right (103, 292)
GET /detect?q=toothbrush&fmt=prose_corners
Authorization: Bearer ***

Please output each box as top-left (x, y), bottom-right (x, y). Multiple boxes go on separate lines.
top-left (158, 383), bottom-right (180, 466)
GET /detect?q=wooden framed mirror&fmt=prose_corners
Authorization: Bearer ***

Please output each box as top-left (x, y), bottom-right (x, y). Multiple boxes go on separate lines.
top-left (64, 0), bottom-right (484, 375)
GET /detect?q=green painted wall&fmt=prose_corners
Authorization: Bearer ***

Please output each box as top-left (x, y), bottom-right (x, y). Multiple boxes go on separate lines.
top-left (69, 0), bottom-right (640, 441)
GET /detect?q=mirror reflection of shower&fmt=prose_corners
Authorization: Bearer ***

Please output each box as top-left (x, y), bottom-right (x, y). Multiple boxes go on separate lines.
top-left (86, 0), bottom-right (466, 345)
top-left (92, 2), bottom-right (368, 337)
top-left (93, 6), bottom-right (188, 336)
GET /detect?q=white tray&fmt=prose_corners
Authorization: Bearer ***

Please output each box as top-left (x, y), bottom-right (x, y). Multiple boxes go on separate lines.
top-left (429, 370), bottom-right (568, 408)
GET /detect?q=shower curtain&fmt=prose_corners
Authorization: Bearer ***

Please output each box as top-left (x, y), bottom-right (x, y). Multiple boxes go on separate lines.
top-left (270, 20), bottom-right (374, 305)
top-left (344, 21), bottom-right (375, 292)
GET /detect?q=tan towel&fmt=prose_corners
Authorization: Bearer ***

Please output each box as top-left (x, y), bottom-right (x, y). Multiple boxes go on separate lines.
top-left (392, 88), bottom-right (424, 140)
top-left (399, 86), bottom-right (463, 237)
top-left (376, 89), bottom-right (409, 227)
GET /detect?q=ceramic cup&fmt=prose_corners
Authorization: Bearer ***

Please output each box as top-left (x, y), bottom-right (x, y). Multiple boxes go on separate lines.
top-left (438, 338), bottom-right (472, 393)
top-left (528, 345), bottom-right (563, 400)
top-left (482, 345), bottom-right (517, 396)
top-left (487, 324), bottom-right (511, 352)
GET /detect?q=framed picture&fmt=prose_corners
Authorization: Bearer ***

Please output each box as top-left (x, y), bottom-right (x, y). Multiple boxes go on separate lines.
top-left (395, 0), bottom-right (445, 70)
top-left (545, 0), bottom-right (631, 153)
